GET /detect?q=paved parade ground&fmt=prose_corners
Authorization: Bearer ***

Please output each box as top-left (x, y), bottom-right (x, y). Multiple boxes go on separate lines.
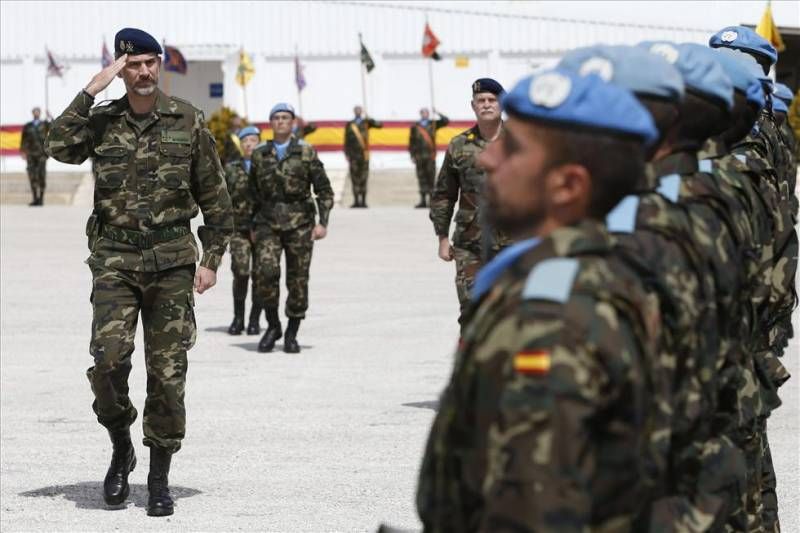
top-left (1, 204), bottom-right (798, 532)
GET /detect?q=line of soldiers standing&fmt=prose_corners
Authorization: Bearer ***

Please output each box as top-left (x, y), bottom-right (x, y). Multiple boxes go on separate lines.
top-left (414, 26), bottom-right (798, 532)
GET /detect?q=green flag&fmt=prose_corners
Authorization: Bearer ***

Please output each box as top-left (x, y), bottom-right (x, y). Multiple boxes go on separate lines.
top-left (360, 34), bottom-right (375, 73)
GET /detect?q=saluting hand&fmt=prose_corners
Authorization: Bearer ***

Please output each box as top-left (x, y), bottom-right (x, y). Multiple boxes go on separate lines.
top-left (85, 54), bottom-right (128, 97)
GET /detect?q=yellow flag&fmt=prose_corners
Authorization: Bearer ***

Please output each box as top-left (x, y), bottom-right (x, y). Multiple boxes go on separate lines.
top-left (454, 55), bottom-right (469, 68)
top-left (236, 49), bottom-right (255, 87)
top-left (756, 2), bottom-right (786, 52)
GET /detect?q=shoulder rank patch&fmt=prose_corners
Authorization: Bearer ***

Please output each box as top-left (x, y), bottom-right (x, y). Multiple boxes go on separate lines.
top-left (605, 195), bottom-right (640, 233)
top-left (513, 350), bottom-right (551, 376)
top-left (698, 159), bottom-right (713, 173)
top-left (656, 174), bottom-right (681, 202)
top-left (522, 257), bottom-right (579, 303)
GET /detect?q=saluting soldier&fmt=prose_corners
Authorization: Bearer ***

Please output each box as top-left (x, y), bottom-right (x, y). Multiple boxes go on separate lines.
top-left (293, 115), bottom-right (317, 140)
top-left (250, 103), bottom-right (334, 354)
top-left (344, 105), bottom-right (382, 208)
top-left (45, 28), bottom-right (233, 517)
top-left (409, 108), bottom-right (449, 208)
top-left (20, 106), bottom-right (50, 206)
top-left (224, 125), bottom-right (262, 336)
top-left (429, 78), bottom-right (511, 326)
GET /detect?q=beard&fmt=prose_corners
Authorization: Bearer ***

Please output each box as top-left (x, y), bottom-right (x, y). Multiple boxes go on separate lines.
top-left (132, 82), bottom-right (157, 96)
top-left (485, 180), bottom-right (546, 237)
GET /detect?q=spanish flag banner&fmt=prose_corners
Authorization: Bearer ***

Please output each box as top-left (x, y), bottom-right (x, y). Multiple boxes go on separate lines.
top-left (756, 1), bottom-right (786, 53)
top-left (513, 350), bottom-right (551, 376)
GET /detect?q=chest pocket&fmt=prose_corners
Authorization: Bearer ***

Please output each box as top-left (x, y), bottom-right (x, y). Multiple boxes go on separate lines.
top-left (158, 132), bottom-right (192, 190)
top-left (281, 147), bottom-right (310, 197)
top-left (93, 144), bottom-right (129, 189)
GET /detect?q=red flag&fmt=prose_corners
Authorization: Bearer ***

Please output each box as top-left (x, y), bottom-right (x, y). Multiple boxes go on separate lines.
top-left (46, 48), bottom-right (67, 77)
top-left (422, 23), bottom-right (441, 61)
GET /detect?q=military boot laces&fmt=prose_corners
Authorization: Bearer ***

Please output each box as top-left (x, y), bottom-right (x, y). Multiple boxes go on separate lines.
top-left (147, 447), bottom-right (174, 517)
top-left (258, 307), bottom-right (282, 352)
top-left (103, 429), bottom-right (136, 506)
top-left (283, 318), bottom-right (302, 353)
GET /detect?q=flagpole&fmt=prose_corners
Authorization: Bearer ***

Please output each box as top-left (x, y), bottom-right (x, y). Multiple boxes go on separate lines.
top-left (295, 44), bottom-right (304, 117)
top-left (358, 33), bottom-right (368, 115)
top-left (425, 16), bottom-right (436, 116)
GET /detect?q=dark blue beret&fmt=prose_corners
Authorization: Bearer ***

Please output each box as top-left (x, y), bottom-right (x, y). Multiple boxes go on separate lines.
top-left (115, 28), bottom-right (162, 56)
top-left (472, 78), bottom-right (505, 96)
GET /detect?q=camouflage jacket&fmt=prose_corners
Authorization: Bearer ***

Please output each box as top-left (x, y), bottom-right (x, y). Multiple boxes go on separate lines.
top-left (46, 89), bottom-right (233, 272)
top-left (249, 136), bottom-right (334, 230)
top-left (344, 117), bottom-right (382, 160)
top-left (409, 114), bottom-right (449, 162)
top-left (293, 123), bottom-right (317, 140)
top-left (775, 115), bottom-right (797, 196)
top-left (429, 125), bottom-right (511, 254)
top-left (224, 159), bottom-right (254, 232)
top-left (417, 220), bottom-right (661, 532)
top-left (20, 120), bottom-right (50, 157)
top-left (222, 132), bottom-right (242, 164)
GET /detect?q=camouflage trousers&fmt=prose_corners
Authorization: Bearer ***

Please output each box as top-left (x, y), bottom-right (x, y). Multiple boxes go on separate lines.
top-left (26, 155), bottom-right (46, 197)
top-left (253, 223), bottom-right (313, 318)
top-left (349, 157), bottom-right (369, 196)
top-left (87, 263), bottom-right (196, 453)
top-left (453, 246), bottom-right (482, 325)
top-left (414, 158), bottom-right (436, 195)
top-left (229, 230), bottom-right (257, 303)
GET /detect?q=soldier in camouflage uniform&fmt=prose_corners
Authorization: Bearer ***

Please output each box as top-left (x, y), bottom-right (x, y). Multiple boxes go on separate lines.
top-left (250, 103), bottom-right (334, 354)
top-left (418, 69), bottom-right (662, 531)
top-left (430, 78), bottom-right (511, 327)
top-left (344, 105), bottom-right (382, 207)
top-left (45, 29), bottom-right (233, 517)
top-left (408, 108), bottom-right (448, 208)
top-left (224, 126), bottom-right (261, 336)
top-left (222, 115), bottom-right (243, 164)
top-left (20, 106), bottom-right (50, 206)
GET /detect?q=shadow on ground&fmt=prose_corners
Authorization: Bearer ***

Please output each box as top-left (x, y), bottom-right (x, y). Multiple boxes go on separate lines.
top-left (19, 482), bottom-right (201, 510)
top-left (230, 342), bottom-right (314, 352)
top-left (403, 400), bottom-right (439, 411)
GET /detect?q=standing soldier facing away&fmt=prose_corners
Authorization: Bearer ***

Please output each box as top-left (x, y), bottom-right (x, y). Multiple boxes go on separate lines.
top-left (224, 125), bottom-right (262, 336)
top-left (45, 28), bottom-right (233, 517)
top-left (20, 106), bottom-right (50, 206)
top-left (409, 107), bottom-right (449, 208)
top-left (250, 103), bottom-right (334, 354)
top-left (429, 78), bottom-right (510, 326)
top-left (344, 105), bottom-right (382, 208)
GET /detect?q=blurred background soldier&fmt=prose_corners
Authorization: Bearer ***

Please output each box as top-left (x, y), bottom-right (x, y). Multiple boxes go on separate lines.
top-left (429, 78), bottom-right (510, 327)
top-left (20, 106), bottom-right (50, 206)
top-left (293, 115), bottom-right (317, 140)
top-left (250, 103), bottom-right (334, 354)
top-left (223, 115), bottom-right (243, 163)
top-left (45, 28), bottom-right (233, 517)
top-left (409, 107), bottom-right (449, 208)
top-left (224, 125), bottom-right (262, 336)
top-left (344, 105), bottom-right (382, 208)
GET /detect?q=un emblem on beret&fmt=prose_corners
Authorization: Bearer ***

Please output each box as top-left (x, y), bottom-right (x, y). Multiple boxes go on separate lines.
top-left (530, 73), bottom-right (571, 108)
top-left (579, 57), bottom-right (614, 81)
top-left (649, 43), bottom-right (679, 65)
top-left (721, 30), bottom-right (738, 43)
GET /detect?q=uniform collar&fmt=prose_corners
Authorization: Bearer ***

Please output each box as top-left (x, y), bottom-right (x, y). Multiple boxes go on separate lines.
top-left (649, 149), bottom-right (699, 178)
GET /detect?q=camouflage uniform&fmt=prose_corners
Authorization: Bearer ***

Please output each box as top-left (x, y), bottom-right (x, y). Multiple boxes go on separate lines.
top-left (344, 117), bottom-right (382, 201)
top-left (249, 136), bottom-right (333, 318)
top-left (409, 113), bottom-right (449, 197)
top-left (417, 220), bottom-right (662, 531)
top-left (429, 125), bottom-right (511, 324)
top-left (222, 131), bottom-right (242, 163)
top-left (224, 159), bottom-right (257, 312)
top-left (20, 118), bottom-right (50, 204)
top-left (46, 89), bottom-right (233, 453)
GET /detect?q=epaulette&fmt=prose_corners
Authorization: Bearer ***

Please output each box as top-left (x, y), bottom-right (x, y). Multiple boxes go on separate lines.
top-left (606, 195), bottom-right (640, 233)
top-left (698, 159), bottom-right (714, 173)
top-left (522, 257), bottom-right (580, 303)
top-left (656, 174), bottom-right (681, 202)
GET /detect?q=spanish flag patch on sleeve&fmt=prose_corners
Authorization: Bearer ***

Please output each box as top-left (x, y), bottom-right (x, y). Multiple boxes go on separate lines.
top-left (513, 350), bottom-right (551, 376)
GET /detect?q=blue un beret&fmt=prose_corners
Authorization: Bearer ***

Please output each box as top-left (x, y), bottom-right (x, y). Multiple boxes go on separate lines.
top-left (269, 103), bottom-right (296, 119)
top-left (501, 68), bottom-right (658, 146)
top-left (772, 97), bottom-right (788, 114)
top-left (709, 26), bottom-right (778, 66)
top-left (774, 83), bottom-right (794, 105)
top-left (472, 78), bottom-right (505, 96)
top-left (114, 28), bottom-right (162, 56)
top-left (558, 45), bottom-right (684, 102)
top-left (238, 126), bottom-right (261, 140)
top-left (638, 41), bottom-right (733, 110)
top-left (710, 48), bottom-right (765, 110)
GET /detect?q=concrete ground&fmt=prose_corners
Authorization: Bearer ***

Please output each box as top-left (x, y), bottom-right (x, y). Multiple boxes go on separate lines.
top-left (1, 202), bottom-right (798, 532)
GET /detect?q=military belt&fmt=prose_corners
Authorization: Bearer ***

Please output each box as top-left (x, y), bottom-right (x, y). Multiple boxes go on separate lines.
top-left (101, 223), bottom-right (191, 249)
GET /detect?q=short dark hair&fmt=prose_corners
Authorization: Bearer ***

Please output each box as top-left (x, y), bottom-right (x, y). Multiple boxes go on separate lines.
top-left (721, 90), bottom-right (759, 147)
top-left (674, 91), bottom-right (729, 148)
top-left (526, 119), bottom-right (646, 219)
top-left (637, 96), bottom-right (680, 159)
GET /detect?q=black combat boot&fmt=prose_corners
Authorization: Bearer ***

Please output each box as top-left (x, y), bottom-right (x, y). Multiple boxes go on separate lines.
top-left (415, 193), bottom-right (427, 208)
top-left (258, 307), bottom-right (282, 352)
top-left (228, 299), bottom-right (245, 335)
top-left (103, 428), bottom-right (136, 506)
top-left (246, 303), bottom-right (262, 335)
top-left (283, 318), bottom-right (302, 353)
top-left (147, 447), bottom-right (174, 517)
top-left (359, 193), bottom-right (368, 208)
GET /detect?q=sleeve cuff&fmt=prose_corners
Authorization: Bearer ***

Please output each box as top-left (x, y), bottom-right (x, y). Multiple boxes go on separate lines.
top-left (72, 90), bottom-right (95, 115)
top-left (199, 252), bottom-right (222, 271)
